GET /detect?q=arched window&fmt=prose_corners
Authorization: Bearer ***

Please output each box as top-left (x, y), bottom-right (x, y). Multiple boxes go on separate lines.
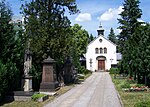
top-left (95, 48), bottom-right (98, 54)
top-left (100, 48), bottom-right (103, 54)
top-left (104, 47), bottom-right (107, 54)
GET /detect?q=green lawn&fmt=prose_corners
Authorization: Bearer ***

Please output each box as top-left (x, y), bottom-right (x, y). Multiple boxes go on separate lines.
top-left (111, 74), bottom-right (150, 107)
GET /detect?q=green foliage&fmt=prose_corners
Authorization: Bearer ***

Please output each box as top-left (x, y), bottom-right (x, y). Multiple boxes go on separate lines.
top-left (134, 101), bottom-right (150, 107)
top-left (0, 60), bottom-right (20, 100)
top-left (120, 81), bottom-right (130, 88)
top-left (135, 84), bottom-right (145, 87)
top-left (78, 66), bottom-right (91, 75)
top-left (118, 0), bottom-right (142, 53)
top-left (31, 93), bottom-right (46, 101)
top-left (109, 68), bottom-right (119, 74)
top-left (88, 34), bottom-right (95, 43)
top-left (0, 0), bottom-right (24, 100)
top-left (117, 0), bottom-right (150, 84)
top-left (0, 60), bottom-right (7, 100)
top-left (108, 28), bottom-right (117, 44)
top-left (21, 0), bottom-right (80, 89)
top-left (70, 24), bottom-right (89, 67)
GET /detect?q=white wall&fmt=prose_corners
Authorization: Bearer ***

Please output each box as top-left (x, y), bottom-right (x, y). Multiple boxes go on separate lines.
top-left (86, 35), bottom-right (117, 71)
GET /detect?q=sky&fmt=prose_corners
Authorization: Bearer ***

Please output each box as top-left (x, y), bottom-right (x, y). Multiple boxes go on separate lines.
top-left (6, 0), bottom-right (150, 37)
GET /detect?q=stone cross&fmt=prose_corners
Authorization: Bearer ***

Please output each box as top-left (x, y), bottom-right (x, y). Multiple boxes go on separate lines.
top-left (89, 58), bottom-right (92, 67)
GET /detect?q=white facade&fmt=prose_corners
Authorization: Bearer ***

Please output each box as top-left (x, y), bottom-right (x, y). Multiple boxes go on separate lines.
top-left (86, 31), bottom-right (117, 71)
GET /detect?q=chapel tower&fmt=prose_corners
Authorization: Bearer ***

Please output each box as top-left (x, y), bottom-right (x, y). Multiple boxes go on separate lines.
top-left (97, 22), bottom-right (104, 36)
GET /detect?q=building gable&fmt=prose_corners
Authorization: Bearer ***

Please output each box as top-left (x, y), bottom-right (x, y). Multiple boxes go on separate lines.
top-left (87, 35), bottom-right (117, 48)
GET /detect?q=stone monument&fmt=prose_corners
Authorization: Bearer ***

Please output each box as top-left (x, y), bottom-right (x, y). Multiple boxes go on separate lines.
top-left (22, 43), bottom-right (33, 91)
top-left (39, 56), bottom-right (59, 92)
top-left (63, 56), bottom-right (78, 84)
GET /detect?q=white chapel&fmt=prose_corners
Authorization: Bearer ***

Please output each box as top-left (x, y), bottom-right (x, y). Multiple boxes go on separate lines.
top-left (86, 24), bottom-right (118, 71)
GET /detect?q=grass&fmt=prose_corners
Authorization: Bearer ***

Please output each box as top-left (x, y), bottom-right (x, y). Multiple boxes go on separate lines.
top-left (31, 93), bottom-right (46, 101)
top-left (111, 74), bottom-right (150, 107)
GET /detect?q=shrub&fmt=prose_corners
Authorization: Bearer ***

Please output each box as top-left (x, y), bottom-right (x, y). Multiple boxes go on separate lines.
top-left (127, 77), bottom-right (136, 84)
top-left (134, 101), bottom-right (150, 107)
top-left (31, 93), bottom-right (46, 101)
top-left (120, 81), bottom-right (130, 88)
top-left (0, 61), bottom-right (7, 101)
top-left (78, 66), bottom-right (90, 75)
top-left (109, 68), bottom-right (119, 74)
top-left (135, 84), bottom-right (145, 87)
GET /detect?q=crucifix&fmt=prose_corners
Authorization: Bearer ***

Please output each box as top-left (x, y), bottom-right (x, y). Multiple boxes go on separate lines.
top-left (110, 58), bottom-right (114, 63)
top-left (89, 58), bottom-right (93, 67)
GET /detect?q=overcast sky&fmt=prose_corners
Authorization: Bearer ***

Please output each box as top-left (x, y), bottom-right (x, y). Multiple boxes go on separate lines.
top-left (6, 0), bottom-right (150, 37)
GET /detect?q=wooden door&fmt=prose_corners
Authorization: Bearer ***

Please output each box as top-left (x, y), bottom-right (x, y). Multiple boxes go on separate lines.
top-left (98, 60), bottom-right (105, 70)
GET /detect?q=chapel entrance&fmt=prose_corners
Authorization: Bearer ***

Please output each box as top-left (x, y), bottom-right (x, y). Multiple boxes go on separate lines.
top-left (98, 60), bottom-right (105, 70)
top-left (96, 56), bottom-right (106, 71)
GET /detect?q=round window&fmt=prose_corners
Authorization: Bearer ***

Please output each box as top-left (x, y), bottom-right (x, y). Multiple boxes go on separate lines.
top-left (99, 39), bottom-right (102, 42)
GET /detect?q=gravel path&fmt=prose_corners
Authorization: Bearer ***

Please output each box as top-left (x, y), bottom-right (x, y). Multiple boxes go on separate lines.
top-left (44, 72), bottom-right (122, 107)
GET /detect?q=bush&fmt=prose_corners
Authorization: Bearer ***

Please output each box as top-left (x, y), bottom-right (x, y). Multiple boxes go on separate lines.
top-left (78, 66), bottom-right (90, 75)
top-left (134, 101), bottom-right (150, 107)
top-left (0, 60), bottom-right (20, 101)
top-left (0, 61), bottom-right (7, 101)
top-left (109, 68), bottom-right (119, 74)
top-left (135, 84), bottom-right (145, 87)
top-left (31, 93), bottom-right (46, 101)
top-left (120, 81), bottom-right (130, 88)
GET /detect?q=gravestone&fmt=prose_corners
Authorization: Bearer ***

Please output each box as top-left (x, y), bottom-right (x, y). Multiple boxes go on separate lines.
top-left (22, 49), bottom-right (32, 91)
top-left (40, 56), bottom-right (59, 92)
top-left (63, 57), bottom-right (78, 84)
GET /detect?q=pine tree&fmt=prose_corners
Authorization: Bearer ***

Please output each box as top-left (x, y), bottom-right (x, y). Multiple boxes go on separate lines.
top-left (108, 28), bottom-right (117, 44)
top-left (117, 0), bottom-right (142, 77)
top-left (118, 0), bottom-right (142, 53)
top-left (0, 0), bottom-right (24, 99)
top-left (88, 34), bottom-right (95, 43)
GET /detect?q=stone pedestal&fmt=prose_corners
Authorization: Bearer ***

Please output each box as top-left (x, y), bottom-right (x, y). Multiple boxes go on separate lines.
top-left (40, 56), bottom-right (59, 92)
top-left (22, 76), bottom-right (32, 91)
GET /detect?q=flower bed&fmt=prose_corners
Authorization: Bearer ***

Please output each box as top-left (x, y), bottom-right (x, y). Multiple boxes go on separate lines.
top-left (122, 86), bottom-right (149, 92)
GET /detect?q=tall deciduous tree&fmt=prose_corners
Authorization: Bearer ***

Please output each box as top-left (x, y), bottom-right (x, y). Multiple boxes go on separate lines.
top-left (70, 24), bottom-right (89, 67)
top-left (108, 28), bottom-right (117, 44)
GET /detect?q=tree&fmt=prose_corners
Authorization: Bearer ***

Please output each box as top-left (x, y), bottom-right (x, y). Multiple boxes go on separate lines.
top-left (21, 0), bottom-right (79, 89)
top-left (117, 0), bottom-right (142, 77)
top-left (0, 0), bottom-right (24, 100)
top-left (88, 33), bottom-right (95, 43)
top-left (70, 24), bottom-right (89, 67)
top-left (108, 28), bottom-right (117, 44)
top-left (118, 0), bottom-right (142, 53)
top-left (132, 24), bottom-right (150, 84)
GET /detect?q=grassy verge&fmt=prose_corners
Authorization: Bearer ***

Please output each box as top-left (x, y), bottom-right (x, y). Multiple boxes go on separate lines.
top-left (111, 74), bottom-right (150, 107)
